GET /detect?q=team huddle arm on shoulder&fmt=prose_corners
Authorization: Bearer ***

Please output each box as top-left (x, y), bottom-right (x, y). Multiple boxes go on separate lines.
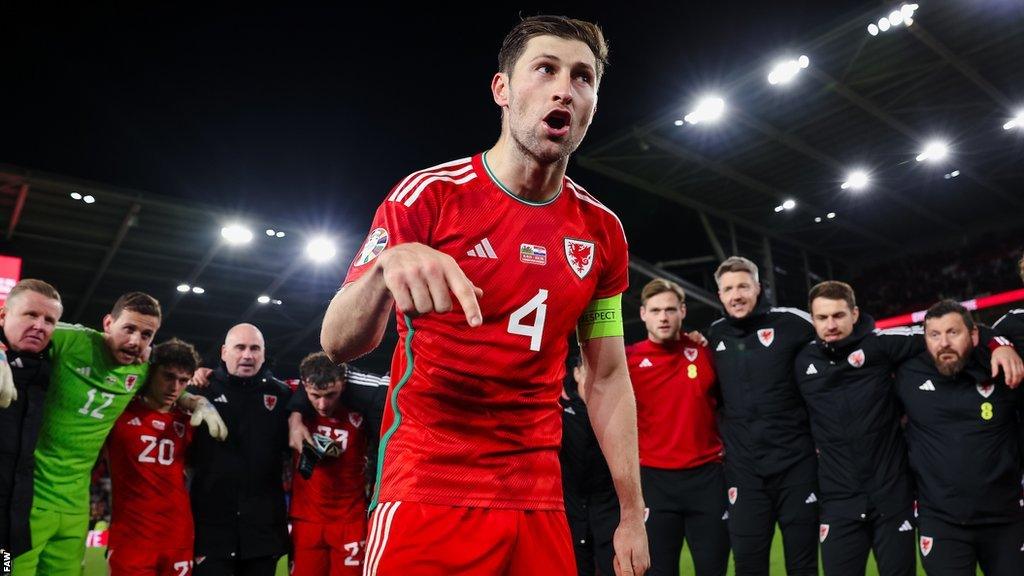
top-left (875, 325), bottom-right (926, 365)
top-left (977, 325), bottom-right (1023, 387)
top-left (581, 333), bottom-right (650, 576)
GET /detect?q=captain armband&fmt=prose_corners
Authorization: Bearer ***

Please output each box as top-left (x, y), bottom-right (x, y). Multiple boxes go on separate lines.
top-left (577, 294), bottom-right (624, 341)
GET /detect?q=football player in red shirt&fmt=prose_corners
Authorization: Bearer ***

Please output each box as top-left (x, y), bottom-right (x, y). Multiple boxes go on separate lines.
top-left (626, 279), bottom-right (729, 576)
top-left (105, 338), bottom-right (201, 576)
top-left (317, 14), bottom-right (648, 576)
top-left (290, 352), bottom-right (368, 576)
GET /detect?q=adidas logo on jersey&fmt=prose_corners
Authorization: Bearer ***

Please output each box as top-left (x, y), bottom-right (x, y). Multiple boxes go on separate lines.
top-left (213, 394), bottom-right (228, 403)
top-left (639, 358), bottom-right (653, 368)
top-left (919, 380), bottom-right (936, 391)
top-left (805, 492), bottom-right (818, 504)
top-left (716, 341), bottom-right (726, 352)
top-left (11, 357), bottom-right (23, 368)
top-left (721, 511), bottom-right (729, 520)
top-left (466, 238), bottom-right (498, 259)
top-left (75, 366), bottom-right (91, 378)
top-left (564, 406), bottom-right (576, 415)
top-left (128, 417), bottom-right (142, 426)
top-left (806, 364), bottom-right (818, 375)
top-left (898, 520), bottom-right (913, 533)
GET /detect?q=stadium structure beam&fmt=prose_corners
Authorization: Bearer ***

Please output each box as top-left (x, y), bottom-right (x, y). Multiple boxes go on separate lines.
top-left (628, 255), bottom-right (719, 309)
top-left (807, 68), bottom-right (1024, 211)
top-left (276, 309), bottom-right (327, 361)
top-left (731, 111), bottom-right (963, 232)
top-left (656, 255), bottom-right (718, 268)
top-left (728, 221), bottom-right (738, 256)
top-left (5, 183), bottom-right (29, 240)
top-left (71, 201), bottom-right (141, 323)
top-left (907, 23), bottom-right (1013, 110)
top-left (641, 133), bottom-right (902, 249)
top-left (576, 156), bottom-right (838, 262)
top-left (802, 250), bottom-right (813, 294)
top-left (762, 236), bottom-right (778, 307)
top-left (697, 212), bottom-right (727, 262)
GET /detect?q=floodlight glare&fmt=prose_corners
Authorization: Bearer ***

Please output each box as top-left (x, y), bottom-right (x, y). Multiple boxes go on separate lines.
top-left (1003, 110), bottom-right (1024, 130)
top-left (305, 237), bottom-right (337, 263)
top-left (841, 170), bottom-right (870, 191)
top-left (221, 224), bottom-right (254, 245)
top-left (257, 295), bottom-right (271, 304)
top-left (768, 56), bottom-right (810, 86)
top-left (70, 192), bottom-right (83, 200)
top-left (888, 10), bottom-right (904, 26)
top-left (916, 140), bottom-right (949, 162)
top-left (674, 119), bottom-right (684, 127)
top-left (774, 205), bottom-right (784, 213)
top-left (83, 195), bottom-right (96, 204)
top-left (867, 23), bottom-right (879, 36)
top-left (814, 217), bottom-right (823, 223)
top-left (878, 17), bottom-right (891, 32)
top-left (191, 286), bottom-right (205, 294)
top-left (276, 231), bottom-right (286, 238)
top-left (176, 284), bottom-right (191, 293)
top-left (266, 229), bottom-right (276, 236)
top-left (684, 96), bottom-right (725, 125)
top-left (827, 212), bottom-right (837, 219)
top-left (782, 199), bottom-right (796, 210)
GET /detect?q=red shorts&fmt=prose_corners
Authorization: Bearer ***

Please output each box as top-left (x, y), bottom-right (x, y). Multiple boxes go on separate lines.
top-left (107, 546), bottom-right (193, 575)
top-left (362, 501), bottom-right (575, 576)
top-left (291, 518), bottom-right (367, 576)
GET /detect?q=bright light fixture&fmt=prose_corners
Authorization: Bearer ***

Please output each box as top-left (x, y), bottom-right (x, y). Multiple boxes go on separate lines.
top-left (782, 199), bottom-right (796, 210)
top-left (257, 295), bottom-right (271, 304)
top-left (1004, 110), bottom-right (1024, 130)
top-left (916, 140), bottom-right (949, 163)
top-left (191, 286), bottom-right (205, 294)
top-left (70, 192), bottom-right (83, 200)
top-left (221, 224), bottom-right (254, 245)
top-left (305, 237), bottom-right (337, 263)
top-left (176, 284), bottom-right (190, 293)
top-left (684, 96), bottom-right (725, 125)
top-left (841, 170), bottom-right (870, 190)
top-left (768, 56), bottom-right (810, 86)
top-left (83, 195), bottom-right (96, 204)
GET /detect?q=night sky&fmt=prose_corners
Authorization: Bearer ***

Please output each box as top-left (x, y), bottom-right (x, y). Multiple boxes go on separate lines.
top-left (4, 1), bottom-right (868, 252)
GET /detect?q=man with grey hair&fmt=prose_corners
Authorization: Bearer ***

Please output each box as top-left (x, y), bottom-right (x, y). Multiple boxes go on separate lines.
top-left (188, 323), bottom-right (293, 575)
top-left (706, 256), bottom-right (818, 576)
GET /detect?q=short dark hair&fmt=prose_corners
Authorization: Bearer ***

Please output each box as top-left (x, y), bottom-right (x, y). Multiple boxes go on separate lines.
top-left (300, 352), bottom-right (343, 390)
top-left (498, 15), bottom-right (609, 82)
top-left (6, 279), bottom-right (62, 306)
top-left (151, 338), bottom-right (200, 374)
top-left (111, 292), bottom-right (161, 321)
top-left (808, 281), bottom-right (856, 312)
top-left (924, 299), bottom-right (975, 331)
top-left (640, 278), bottom-right (685, 306)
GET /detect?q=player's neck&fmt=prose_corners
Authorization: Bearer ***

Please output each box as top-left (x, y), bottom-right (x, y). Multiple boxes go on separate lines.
top-left (485, 138), bottom-right (567, 203)
top-left (140, 392), bottom-right (173, 413)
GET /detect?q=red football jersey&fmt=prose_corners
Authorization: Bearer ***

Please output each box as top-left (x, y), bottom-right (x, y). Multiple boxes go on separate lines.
top-left (626, 336), bottom-right (723, 470)
top-left (345, 153), bottom-right (629, 510)
top-left (106, 398), bottom-right (193, 551)
top-left (290, 406), bottom-right (369, 524)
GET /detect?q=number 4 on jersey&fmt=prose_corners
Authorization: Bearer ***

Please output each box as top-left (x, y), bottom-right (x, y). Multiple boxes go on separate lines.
top-left (507, 289), bottom-right (548, 352)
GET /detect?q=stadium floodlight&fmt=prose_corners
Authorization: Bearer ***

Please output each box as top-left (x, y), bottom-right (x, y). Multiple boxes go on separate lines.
top-left (257, 295), bottom-right (271, 304)
top-left (305, 237), bottom-right (337, 263)
top-left (916, 140), bottom-right (949, 162)
top-left (878, 17), bottom-right (891, 32)
top-left (83, 195), bottom-right (96, 204)
top-left (841, 170), bottom-right (870, 191)
top-left (814, 217), bottom-right (823, 223)
top-left (1004, 110), bottom-right (1024, 130)
top-left (266, 229), bottom-right (276, 236)
top-left (684, 96), bottom-right (725, 125)
top-left (782, 199), bottom-right (796, 210)
top-left (888, 10), bottom-right (904, 26)
top-left (272, 299), bottom-right (283, 305)
top-left (176, 284), bottom-right (191, 293)
top-left (867, 23), bottom-right (879, 36)
top-left (673, 119), bottom-right (684, 127)
top-left (774, 205), bottom-right (784, 213)
top-left (870, 4), bottom-right (917, 36)
top-left (70, 192), bottom-right (83, 200)
top-left (276, 231), bottom-right (286, 238)
top-left (221, 223), bottom-right (254, 245)
top-left (827, 212), bottom-right (837, 219)
top-left (768, 56), bottom-right (810, 86)
top-left (191, 286), bottom-right (205, 294)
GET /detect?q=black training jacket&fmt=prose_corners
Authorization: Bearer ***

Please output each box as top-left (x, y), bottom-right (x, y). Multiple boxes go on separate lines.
top-left (707, 298), bottom-right (816, 481)
top-left (188, 363), bottom-right (292, 560)
top-left (794, 314), bottom-right (918, 520)
top-left (895, 349), bottom-right (1024, 525)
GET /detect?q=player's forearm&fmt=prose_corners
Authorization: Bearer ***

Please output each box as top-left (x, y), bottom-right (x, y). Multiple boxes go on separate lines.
top-left (587, 365), bottom-right (645, 518)
top-left (320, 264), bottom-right (393, 363)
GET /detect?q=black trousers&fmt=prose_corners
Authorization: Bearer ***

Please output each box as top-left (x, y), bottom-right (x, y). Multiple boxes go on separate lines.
top-left (193, 554), bottom-right (281, 576)
top-left (918, 516), bottom-right (1024, 576)
top-left (820, 508), bottom-right (916, 576)
top-left (726, 459), bottom-right (818, 576)
top-left (568, 488), bottom-right (619, 576)
top-left (642, 462), bottom-right (730, 576)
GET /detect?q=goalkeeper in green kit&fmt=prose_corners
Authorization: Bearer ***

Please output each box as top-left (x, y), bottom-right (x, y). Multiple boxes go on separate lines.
top-left (8, 292), bottom-right (228, 575)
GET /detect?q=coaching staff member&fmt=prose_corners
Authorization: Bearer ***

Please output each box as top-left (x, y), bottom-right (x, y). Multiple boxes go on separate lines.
top-left (896, 300), bottom-right (1024, 576)
top-left (189, 323), bottom-right (292, 575)
top-left (706, 257), bottom-right (817, 576)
